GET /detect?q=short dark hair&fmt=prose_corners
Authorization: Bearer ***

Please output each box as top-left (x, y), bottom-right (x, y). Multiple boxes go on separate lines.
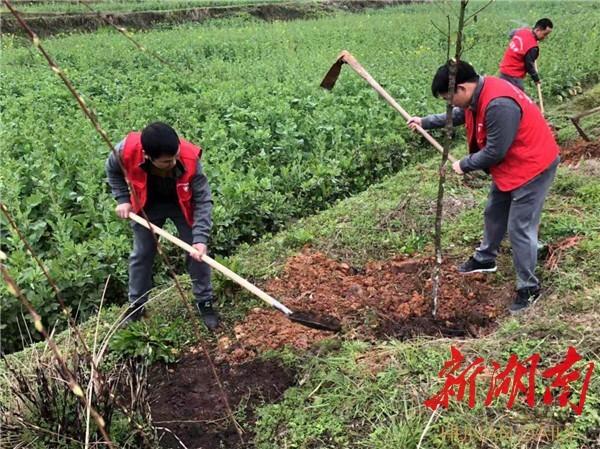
top-left (534, 18), bottom-right (553, 30)
top-left (140, 122), bottom-right (180, 159)
top-left (431, 60), bottom-right (479, 98)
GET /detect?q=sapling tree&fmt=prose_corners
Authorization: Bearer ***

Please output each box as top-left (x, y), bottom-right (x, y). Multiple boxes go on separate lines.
top-left (431, 0), bottom-right (494, 317)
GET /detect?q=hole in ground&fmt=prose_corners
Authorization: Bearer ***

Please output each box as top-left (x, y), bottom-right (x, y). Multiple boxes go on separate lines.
top-left (148, 355), bottom-right (295, 448)
top-left (148, 249), bottom-right (518, 447)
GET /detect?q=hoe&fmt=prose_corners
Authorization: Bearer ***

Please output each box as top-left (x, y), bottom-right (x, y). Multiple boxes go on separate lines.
top-left (320, 50), bottom-right (458, 163)
top-left (129, 213), bottom-right (341, 332)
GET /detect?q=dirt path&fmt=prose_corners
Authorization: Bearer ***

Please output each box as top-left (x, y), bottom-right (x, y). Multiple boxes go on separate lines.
top-left (2, 0), bottom-right (426, 36)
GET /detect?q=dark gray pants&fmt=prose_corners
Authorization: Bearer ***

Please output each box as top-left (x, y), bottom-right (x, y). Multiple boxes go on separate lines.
top-left (499, 72), bottom-right (525, 91)
top-left (473, 157), bottom-right (559, 290)
top-left (129, 203), bottom-right (212, 306)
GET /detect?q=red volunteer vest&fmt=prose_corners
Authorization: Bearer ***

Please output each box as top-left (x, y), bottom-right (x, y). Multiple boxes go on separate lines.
top-left (465, 77), bottom-right (558, 192)
top-left (121, 132), bottom-right (201, 226)
top-left (499, 28), bottom-right (538, 78)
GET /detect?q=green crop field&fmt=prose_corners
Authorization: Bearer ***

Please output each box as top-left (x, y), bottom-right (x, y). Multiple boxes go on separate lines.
top-left (1, 1), bottom-right (600, 447)
top-left (1, 0), bottom-right (598, 352)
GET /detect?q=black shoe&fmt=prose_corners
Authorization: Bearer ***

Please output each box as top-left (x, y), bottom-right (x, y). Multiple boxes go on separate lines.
top-left (537, 240), bottom-right (549, 260)
top-left (196, 300), bottom-right (220, 331)
top-left (458, 256), bottom-right (497, 274)
top-left (509, 287), bottom-right (541, 314)
top-left (123, 303), bottom-right (146, 325)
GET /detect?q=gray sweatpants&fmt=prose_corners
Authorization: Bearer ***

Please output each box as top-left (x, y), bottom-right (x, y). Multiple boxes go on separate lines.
top-left (129, 202), bottom-right (213, 306)
top-left (473, 157), bottom-right (559, 290)
top-left (499, 73), bottom-right (525, 91)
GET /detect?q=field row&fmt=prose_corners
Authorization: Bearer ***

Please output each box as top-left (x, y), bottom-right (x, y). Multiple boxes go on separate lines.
top-left (1, 0), bottom-right (294, 14)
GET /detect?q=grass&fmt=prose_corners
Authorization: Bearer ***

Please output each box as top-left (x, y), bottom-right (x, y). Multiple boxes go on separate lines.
top-left (550, 84), bottom-right (600, 144)
top-left (234, 85), bottom-right (600, 448)
top-left (3, 157), bottom-right (599, 447)
top-left (2, 25), bottom-right (599, 449)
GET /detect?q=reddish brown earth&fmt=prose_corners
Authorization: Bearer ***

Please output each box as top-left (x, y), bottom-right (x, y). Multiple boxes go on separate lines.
top-left (149, 249), bottom-right (513, 447)
top-left (560, 139), bottom-right (600, 165)
top-left (222, 250), bottom-right (513, 364)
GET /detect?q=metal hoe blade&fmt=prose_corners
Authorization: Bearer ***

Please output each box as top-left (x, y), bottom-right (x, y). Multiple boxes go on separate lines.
top-left (288, 311), bottom-right (341, 332)
top-left (320, 57), bottom-right (346, 90)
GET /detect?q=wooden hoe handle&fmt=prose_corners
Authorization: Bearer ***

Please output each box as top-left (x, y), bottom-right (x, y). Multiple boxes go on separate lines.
top-left (534, 61), bottom-right (545, 115)
top-left (128, 212), bottom-right (293, 315)
top-left (537, 83), bottom-right (545, 115)
top-left (338, 51), bottom-right (458, 164)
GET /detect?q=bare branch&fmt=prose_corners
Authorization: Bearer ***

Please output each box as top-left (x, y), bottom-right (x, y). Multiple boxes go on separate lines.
top-left (446, 15), bottom-right (451, 61)
top-left (432, 0), bottom-right (459, 21)
top-left (431, 19), bottom-right (449, 38)
top-left (2, 0), bottom-right (243, 443)
top-left (79, 0), bottom-right (177, 70)
top-left (0, 264), bottom-right (114, 446)
top-left (464, 0), bottom-right (495, 26)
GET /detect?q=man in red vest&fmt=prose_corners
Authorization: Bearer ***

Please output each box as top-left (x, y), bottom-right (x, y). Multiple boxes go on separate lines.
top-left (499, 18), bottom-right (553, 91)
top-left (407, 61), bottom-right (559, 313)
top-left (106, 122), bottom-right (218, 329)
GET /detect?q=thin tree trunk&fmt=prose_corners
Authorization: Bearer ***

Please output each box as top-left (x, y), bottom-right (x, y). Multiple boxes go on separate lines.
top-left (432, 0), bottom-right (468, 317)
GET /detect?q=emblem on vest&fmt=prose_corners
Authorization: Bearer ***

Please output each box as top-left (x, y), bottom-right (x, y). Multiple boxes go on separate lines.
top-left (509, 36), bottom-right (523, 52)
top-left (178, 183), bottom-right (190, 192)
top-left (477, 122), bottom-right (485, 147)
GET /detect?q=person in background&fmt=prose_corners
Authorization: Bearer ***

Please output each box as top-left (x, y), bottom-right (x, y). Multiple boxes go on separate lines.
top-left (106, 122), bottom-right (219, 330)
top-left (499, 18), bottom-right (553, 91)
top-left (407, 61), bottom-right (559, 313)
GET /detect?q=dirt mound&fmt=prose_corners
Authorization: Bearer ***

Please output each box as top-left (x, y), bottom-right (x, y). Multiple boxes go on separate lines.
top-left (561, 139), bottom-right (600, 165)
top-left (225, 250), bottom-right (511, 362)
top-left (149, 353), bottom-right (294, 449)
top-left (149, 249), bottom-right (516, 445)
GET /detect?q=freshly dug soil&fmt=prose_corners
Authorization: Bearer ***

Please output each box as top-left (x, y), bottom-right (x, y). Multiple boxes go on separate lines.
top-left (224, 250), bottom-right (512, 363)
top-left (147, 247), bottom-right (528, 447)
top-left (149, 352), bottom-right (294, 448)
top-left (561, 139), bottom-right (600, 165)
